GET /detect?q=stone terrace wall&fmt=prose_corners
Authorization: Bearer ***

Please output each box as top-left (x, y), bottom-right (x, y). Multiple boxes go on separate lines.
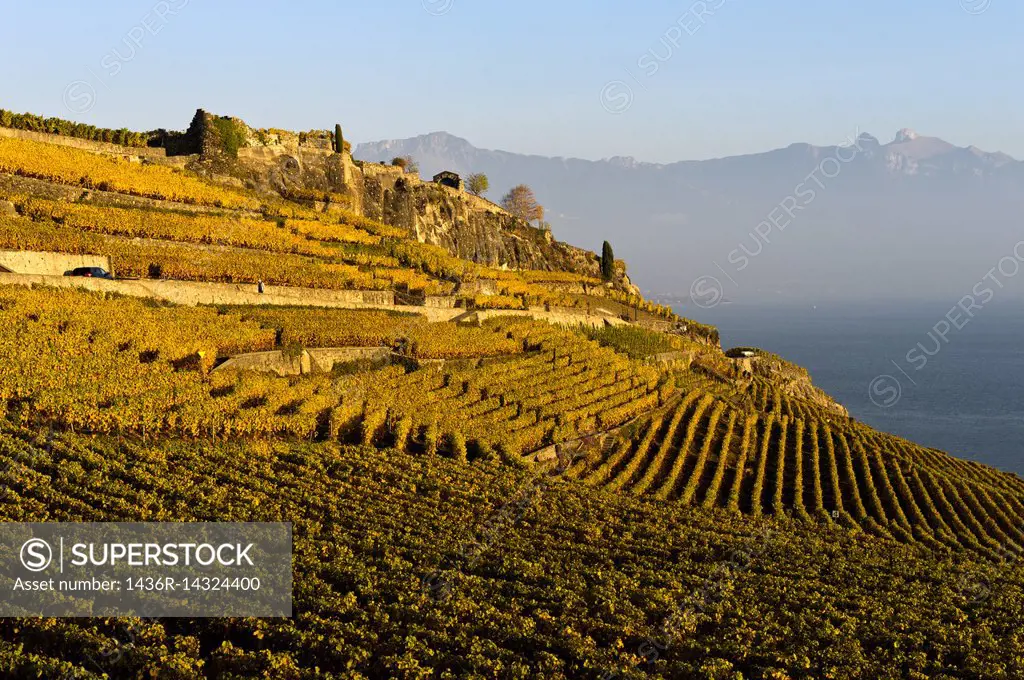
top-left (214, 350), bottom-right (310, 377)
top-left (424, 295), bottom-right (458, 308)
top-left (0, 126), bottom-right (167, 158)
top-left (0, 273), bottom-right (394, 308)
top-left (472, 308), bottom-right (626, 330)
top-left (0, 250), bottom-right (110, 276)
top-left (0, 272), bottom-right (633, 330)
top-left (215, 347), bottom-right (393, 377)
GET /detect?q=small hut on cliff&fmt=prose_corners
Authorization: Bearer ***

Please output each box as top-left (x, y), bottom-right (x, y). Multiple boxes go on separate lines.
top-left (433, 171), bottom-right (464, 192)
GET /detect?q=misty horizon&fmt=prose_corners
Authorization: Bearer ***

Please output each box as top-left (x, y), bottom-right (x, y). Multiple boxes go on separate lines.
top-left (357, 126), bottom-right (1024, 306)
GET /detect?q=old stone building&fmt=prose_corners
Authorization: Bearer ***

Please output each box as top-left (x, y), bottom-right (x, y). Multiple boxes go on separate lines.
top-left (433, 171), bottom-right (464, 191)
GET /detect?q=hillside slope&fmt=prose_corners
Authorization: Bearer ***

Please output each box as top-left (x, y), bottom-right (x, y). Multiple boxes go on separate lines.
top-left (3, 424), bottom-right (1023, 678)
top-left (1, 110), bottom-right (611, 279)
top-left (0, 111), bottom-right (1023, 678)
top-left (0, 126), bottom-right (676, 318)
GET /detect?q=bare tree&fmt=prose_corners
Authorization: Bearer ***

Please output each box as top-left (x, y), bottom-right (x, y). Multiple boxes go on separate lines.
top-left (391, 155), bottom-right (419, 174)
top-left (501, 184), bottom-right (544, 224)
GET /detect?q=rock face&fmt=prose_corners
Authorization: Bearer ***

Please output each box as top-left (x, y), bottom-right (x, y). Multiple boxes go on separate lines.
top-left (169, 110), bottom-right (347, 197)
top-left (353, 170), bottom-right (602, 274)
top-left (173, 110), bottom-right (610, 278)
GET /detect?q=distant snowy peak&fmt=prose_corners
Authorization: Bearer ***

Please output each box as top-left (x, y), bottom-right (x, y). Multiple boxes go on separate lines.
top-left (894, 128), bottom-right (919, 143)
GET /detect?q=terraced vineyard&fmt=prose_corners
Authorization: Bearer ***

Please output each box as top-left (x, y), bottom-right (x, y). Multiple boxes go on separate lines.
top-left (0, 135), bottom-right (262, 209)
top-left (4, 115), bottom-right (1024, 677)
top-left (224, 305), bottom-right (522, 357)
top-left (333, 318), bottom-right (668, 457)
top-left (0, 197), bottom-right (639, 311)
top-left (0, 135), bottom-right (679, 315)
top-left (0, 285), bottom-right (351, 437)
top-left (744, 375), bottom-right (836, 420)
top-left (3, 418), bottom-right (1024, 678)
top-left (25, 197), bottom-right (382, 251)
top-left (0, 202), bottom-right (450, 294)
top-left (5, 282), bottom-right (1023, 558)
top-left (574, 383), bottom-right (1024, 556)
top-left (0, 285), bottom-right (665, 454)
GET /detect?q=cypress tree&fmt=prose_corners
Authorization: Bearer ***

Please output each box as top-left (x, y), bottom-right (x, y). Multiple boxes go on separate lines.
top-left (601, 241), bottom-right (615, 281)
top-left (334, 123), bottom-right (344, 154)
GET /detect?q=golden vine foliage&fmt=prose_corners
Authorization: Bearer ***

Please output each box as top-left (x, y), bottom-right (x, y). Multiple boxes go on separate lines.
top-left (0, 285), bottom-right (342, 437)
top-left (224, 306), bottom-right (521, 359)
top-left (335, 317), bottom-right (667, 457)
top-left (3, 420), bottom-right (1023, 677)
top-left (18, 198), bottom-right (379, 254)
top-left (0, 137), bottom-right (260, 209)
top-left (576, 371), bottom-right (1024, 557)
top-left (0, 213), bottom-right (449, 293)
top-left (1, 287), bottom-right (661, 447)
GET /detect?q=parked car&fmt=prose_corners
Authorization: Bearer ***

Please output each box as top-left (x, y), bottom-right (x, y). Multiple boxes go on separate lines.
top-left (63, 267), bottom-right (114, 279)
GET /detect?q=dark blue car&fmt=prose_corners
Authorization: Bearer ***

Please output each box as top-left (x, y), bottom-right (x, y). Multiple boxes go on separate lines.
top-left (64, 267), bottom-right (114, 279)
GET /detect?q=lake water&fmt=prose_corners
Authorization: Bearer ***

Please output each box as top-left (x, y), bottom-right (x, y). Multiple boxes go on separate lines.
top-left (685, 301), bottom-right (1024, 477)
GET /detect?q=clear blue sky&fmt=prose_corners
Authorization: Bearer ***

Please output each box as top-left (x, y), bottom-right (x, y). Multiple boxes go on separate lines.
top-left (1, 0), bottom-right (1019, 162)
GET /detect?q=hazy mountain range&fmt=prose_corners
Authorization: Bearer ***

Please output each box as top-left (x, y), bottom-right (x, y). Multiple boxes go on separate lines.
top-left (357, 130), bottom-right (1024, 305)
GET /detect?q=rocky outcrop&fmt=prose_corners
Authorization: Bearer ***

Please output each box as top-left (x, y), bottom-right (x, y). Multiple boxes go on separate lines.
top-left (173, 110), bottom-right (614, 278)
top-left (363, 176), bottom-right (602, 274)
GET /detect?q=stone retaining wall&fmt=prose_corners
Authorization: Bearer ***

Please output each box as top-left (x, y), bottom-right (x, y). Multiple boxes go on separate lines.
top-left (214, 347), bottom-right (393, 377)
top-left (0, 274), bottom-right (631, 329)
top-left (471, 308), bottom-right (626, 330)
top-left (650, 350), bottom-right (695, 366)
top-left (424, 295), bottom-right (458, 308)
top-left (0, 250), bottom-right (111, 276)
top-left (215, 350), bottom-right (308, 377)
top-left (0, 273), bottom-right (393, 308)
top-left (308, 347), bottom-right (393, 372)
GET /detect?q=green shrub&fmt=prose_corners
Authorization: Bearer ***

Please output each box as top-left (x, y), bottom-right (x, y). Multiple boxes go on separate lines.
top-left (211, 116), bottom-right (247, 157)
top-left (0, 108), bottom-right (150, 147)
